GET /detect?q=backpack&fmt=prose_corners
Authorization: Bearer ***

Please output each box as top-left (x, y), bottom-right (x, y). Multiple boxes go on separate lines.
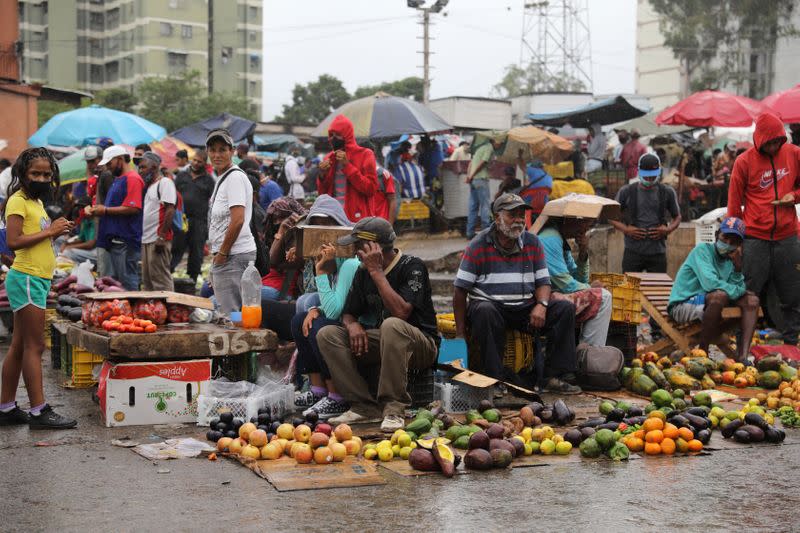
top-left (156, 180), bottom-right (188, 233)
top-left (575, 343), bottom-right (624, 391)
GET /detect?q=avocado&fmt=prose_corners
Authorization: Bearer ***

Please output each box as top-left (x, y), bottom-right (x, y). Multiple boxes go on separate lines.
top-left (453, 435), bottom-right (471, 449)
top-left (269, 421), bottom-right (281, 433)
top-left (464, 448), bottom-right (493, 470)
top-left (291, 417), bottom-right (304, 427)
top-left (482, 409), bottom-right (501, 423)
top-left (304, 411), bottom-right (317, 424)
top-left (692, 391), bottom-right (712, 407)
top-left (224, 430), bottom-right (237, 439)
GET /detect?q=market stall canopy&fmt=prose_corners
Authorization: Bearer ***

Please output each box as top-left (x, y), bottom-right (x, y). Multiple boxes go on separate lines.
top-left (253, 133), bottom-right (300, 152)
top-left (473, 126), bottom-right (573, 165)
top-left (655, 90), bottom-right (768, 127)
top-left (762, 84), bottom-right (800, 123)
top-left (58, 144), bottom-right (132, 186)
top-left (29, 105), bottom-right (166, 148)
top-left (526, 95), bottom-right (650, 128)
top-left (311, 92), bottom-right (452, 140)
top-left (613, 111), bottom-right (693, 136)
top-left (531, 193), bottom-right (621, 234)
top-left (149, 136), bottom-right (195, 169)
top-left (170, 112), bottom-right (256, 147)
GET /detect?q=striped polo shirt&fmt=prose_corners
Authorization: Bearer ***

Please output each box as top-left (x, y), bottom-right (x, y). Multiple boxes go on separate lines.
top-left (454, 225), bottom-right (550, 307)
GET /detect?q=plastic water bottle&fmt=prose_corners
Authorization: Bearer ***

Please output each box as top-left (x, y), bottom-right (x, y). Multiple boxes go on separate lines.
top-left (240, 261), bottom-right (262, 329)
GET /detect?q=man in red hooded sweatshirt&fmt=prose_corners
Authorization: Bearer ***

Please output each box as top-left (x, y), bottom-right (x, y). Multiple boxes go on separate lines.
top-left (317, 115), bottom-right (377, 223)
top-left (727, 112), bottom-right (800, 345)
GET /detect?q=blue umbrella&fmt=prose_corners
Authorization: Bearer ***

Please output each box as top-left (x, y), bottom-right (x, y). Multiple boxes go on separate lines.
top-left (29, 105), bottom-right (166, 147)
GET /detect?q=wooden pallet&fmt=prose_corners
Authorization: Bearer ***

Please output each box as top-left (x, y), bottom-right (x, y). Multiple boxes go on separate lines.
top-left (627, 272), bottom-right (745, 358)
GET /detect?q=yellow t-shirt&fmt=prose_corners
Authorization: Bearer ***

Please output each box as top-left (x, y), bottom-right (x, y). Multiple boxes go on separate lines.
top-left (5, 190), bottom-right (55, 279)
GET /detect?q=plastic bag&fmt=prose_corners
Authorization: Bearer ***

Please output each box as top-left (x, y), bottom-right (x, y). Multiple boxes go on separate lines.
top-left (190, 308), bottom-right (213, 323)
top-left (73, 260), bottom-right (94, 288)
top-left (82, 299), bottom-right (132, 327)
top-left (133, 299), bottom-right (168, 325)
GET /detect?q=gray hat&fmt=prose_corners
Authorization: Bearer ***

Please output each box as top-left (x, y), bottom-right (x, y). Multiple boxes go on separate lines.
top-left (84, 145), bottom-right (102, 161)
top-left (337, 216), bottom-right (396, 247)
top-left (492, 193), bottom-right (533, 215)
top-left (140, 151), bottom-right (162, 165)
top-left (206, 128), bottom-right (234, 147)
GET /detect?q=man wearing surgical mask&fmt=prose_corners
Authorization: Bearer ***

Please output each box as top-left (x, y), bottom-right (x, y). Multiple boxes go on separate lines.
top-left (610, 153), bottom-right (682, 274)
top-left (668, 217), bottom-right (759, 362)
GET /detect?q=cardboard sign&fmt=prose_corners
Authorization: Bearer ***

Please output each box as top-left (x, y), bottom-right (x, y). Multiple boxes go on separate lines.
top-left (295, 224), bottom-right (355, 258)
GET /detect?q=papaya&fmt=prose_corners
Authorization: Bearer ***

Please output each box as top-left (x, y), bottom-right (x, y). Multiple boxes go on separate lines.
top-left (630, 374), bottom-right (658, 396)
top-left (695, 357), bottom-right (717, 374)
top-left (756, 370), bottom-right (782, 389)
top-left (644, 362), bottom-right (670, 390)
top-left (415, 409), bottom-right (435, 422)
top-left (779, 363), bottom-right (797, 381)
top-left (685, 360), bottom-right (707, 380)
top-left (619, 367), bottom-right (632, 383)
top-left (624, 367), bottom-right (644, 389)
top-left (656, 356), bottom-right (672, 369)
top-left (667, 371), bottom-right (702, 391)
top-left (445, 425), bottom-right (471, 442)
top-left (700, 374), bottom-right (716, 390)
top-left (405, 417), bottom-right (432, 435)
top-left (756, 356), bottom-right (782, 372)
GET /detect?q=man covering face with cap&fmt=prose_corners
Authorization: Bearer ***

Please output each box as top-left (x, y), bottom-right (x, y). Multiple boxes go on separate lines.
top-left (453, 193), bottom-right (581, 393)
top-left (316, 217), bottom-right (439, 432)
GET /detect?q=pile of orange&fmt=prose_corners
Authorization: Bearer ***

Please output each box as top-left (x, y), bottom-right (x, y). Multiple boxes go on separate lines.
top-left (621, 412), bottom-right (703, 455)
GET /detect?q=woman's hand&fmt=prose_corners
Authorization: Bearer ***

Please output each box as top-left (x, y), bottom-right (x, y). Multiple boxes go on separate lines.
top-left (302, 308), bottom-right (321, 337)
top-left (314, 243), bottom-right (336, 275)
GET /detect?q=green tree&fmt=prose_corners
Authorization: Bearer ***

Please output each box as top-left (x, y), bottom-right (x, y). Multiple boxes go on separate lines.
top-left (650, 0), bottom-right (797, 97)
top-left (277, 74), bottom-right (351, 126)
top-left (492, 62), bottom-right (586, 98)
top-left (94, 88), bottom-right (138, 113)
top-left (38, 100), bottom-right (78, 127)
top-left (354, 77), bottom-right (424, 101)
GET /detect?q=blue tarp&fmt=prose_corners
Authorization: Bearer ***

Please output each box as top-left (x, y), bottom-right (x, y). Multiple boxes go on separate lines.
top-left (253, 134), bottom-right (299, 152)
top-left (527, 95), bottom-right (650, 128)
top-left (170, 113), bottom-right (256, 147)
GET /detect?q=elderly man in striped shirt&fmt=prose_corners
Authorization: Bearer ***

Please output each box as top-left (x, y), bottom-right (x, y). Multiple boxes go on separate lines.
top-left (453, 193), bottom-right (581, 394)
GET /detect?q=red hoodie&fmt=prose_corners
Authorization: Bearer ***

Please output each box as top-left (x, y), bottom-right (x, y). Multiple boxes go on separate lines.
top-left (727, 112), bottom-right (800, 241)
top-left (317, 115), bottom-right (377, 222)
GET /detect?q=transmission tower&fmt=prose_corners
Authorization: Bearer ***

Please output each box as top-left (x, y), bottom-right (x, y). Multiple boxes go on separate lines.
top-left (519, 0), bottom-right (593, 92)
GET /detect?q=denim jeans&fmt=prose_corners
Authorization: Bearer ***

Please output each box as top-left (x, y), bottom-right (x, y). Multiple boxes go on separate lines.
top-left (261, 285), bottom-right (281, 302)
top-left (211, 251), bottom-right (257, 315)
top-left (295, 292), bottom-right (321, 313)
top-left (96, 247), bottom-right (112, 277)
top-left (466, 178), bottom-right (491, 238)
top-left (291, 310), bottom-right (339, 379)
top-left (108, 240), bottom-right (141, 291)
top-left (63, 247), bottom-right (97, 266)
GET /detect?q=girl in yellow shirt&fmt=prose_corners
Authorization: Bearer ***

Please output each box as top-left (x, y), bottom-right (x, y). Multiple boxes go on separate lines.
top-left (0, 148), bottom-right (75, 429)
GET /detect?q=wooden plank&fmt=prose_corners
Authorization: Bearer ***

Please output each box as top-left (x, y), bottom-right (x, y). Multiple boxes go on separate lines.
top-left (82, 291), bottom-right (213, 310)
top-left (262, 458), bottom-right (385, 491)
top-left (66, 323), bottom-right (277, 360)
top-left (640, 297), bottom-right (691, 352)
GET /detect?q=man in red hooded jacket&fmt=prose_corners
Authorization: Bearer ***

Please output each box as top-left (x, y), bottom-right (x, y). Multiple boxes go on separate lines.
top-left (317, 115), bottom-right (378, 222)
top-left (727, 112), bottom-right (800, 344)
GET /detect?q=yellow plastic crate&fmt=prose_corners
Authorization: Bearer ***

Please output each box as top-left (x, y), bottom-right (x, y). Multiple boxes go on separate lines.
top-left (397, 199), bottom-right (430, 221)
top-left (503, 330), bottom-right (535, 373)
top-left (67, 348), bottom-right (104, 388)
top-left (591, 273), bottom-right (642, 324)
top-left (436, 313), bottom-right (456, 336)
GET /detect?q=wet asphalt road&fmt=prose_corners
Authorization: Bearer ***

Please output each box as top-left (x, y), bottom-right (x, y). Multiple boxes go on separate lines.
top-left (2, 349), bottom-right (800, 532)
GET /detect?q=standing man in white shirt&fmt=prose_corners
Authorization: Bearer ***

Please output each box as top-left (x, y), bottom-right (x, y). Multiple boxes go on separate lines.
top-left (206, 129), bottom-right (257, 315)
top-left (284, 146), bottom-right (305, 200)
top-left (138, 151), bottom-right (176, 291)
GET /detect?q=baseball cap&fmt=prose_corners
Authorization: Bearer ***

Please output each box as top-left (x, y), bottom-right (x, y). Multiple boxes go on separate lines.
top-left (492, 193), bottom-right (533, 215)
top-left (206, 128), bottom-right (234, 147)
top-left (99, 145), bottom-right (130, 166)
top-left (638, 152), bottom-right (661, 178)
top-left (84, 145), bottom-right (102, 161)
top-left (719, 216), bottom-right (745, 239)
top-left (725, 142), bottom-right (736, 151)
top-left (337, 217), bottom-right (396, 247)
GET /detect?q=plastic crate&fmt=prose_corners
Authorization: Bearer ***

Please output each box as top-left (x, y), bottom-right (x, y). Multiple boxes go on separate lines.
top-left (66, 348), bottom-right (104, 388)
top-left (397, 199), bottom-right (430, 221)
top-left (591, 272), bottom-right (642, 325)
top-left (407, 367), bottom-right (435, 409)
top-left (503, 330), bottom-right (535, 373)
top-left (695, 221), bottom-right (719, 244)
top-left (607, 321), bottom-right (638, 364)
top-left (60, 340), bottom-right (73, 378)
top-left (434, 381), bottom-right (494, 414)
top-left (196, 382), bottom-right (295, 426)
top-left (49, 323), bottom-right (62, 370)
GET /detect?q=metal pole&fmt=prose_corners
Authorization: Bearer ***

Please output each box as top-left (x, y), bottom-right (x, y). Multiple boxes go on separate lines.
top-left (208, 0), bottom-right (213, 95)
top-left (422, 8), bottom-right (430, 104)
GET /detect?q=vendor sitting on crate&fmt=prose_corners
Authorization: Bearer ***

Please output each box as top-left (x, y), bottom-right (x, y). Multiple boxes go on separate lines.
top-left (452, 193), bottom-right (581, 394)
top-left (537, 215), bottom-right (612, 346)
top-left (668, 216), bottom-right (759, 362)
top-left (316, 217), bottom-right (440, 432)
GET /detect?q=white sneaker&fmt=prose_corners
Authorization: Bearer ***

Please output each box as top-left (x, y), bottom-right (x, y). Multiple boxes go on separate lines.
top-left (328, 409), bottom-right (380, 425)
top-left (380, 414), bottom-right (405, 432)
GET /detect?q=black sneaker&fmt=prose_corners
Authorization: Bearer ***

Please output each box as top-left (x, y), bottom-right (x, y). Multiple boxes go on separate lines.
top-left (544, 377), bottom-right (582, 395)
top-left (294, 390), bottom-right (324, 409)
top-left (305, 396), bottom-right (349, 420)
top-left (28, 404), bottom-right (77, 430)
top-left (0, 403), bottom-right (30, 426)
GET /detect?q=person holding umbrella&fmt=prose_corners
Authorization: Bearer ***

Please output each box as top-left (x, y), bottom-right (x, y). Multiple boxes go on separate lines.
top-left (317, 115), bottom-right (378, 223)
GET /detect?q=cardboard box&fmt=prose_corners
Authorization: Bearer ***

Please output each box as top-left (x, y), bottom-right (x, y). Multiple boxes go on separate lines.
top-left (295, 224), bottom-right (355, 258)
top-left (98, 359), bottom-right (211, 427)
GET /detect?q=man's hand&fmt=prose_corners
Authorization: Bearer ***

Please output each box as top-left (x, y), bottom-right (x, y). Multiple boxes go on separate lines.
top-left (302, 308), bottom-right (320, 337)
top-left (730, 246), bottom-right (743, 271)
top-left (650, 225), bottom-right (670, 240)
top-left (346, 321), bottom-right (368, 356)
top-left (278, 212), bottom-right (303, 236)
top-left (315, 243), bottom-right (336, 275)
top-left (319, 159), bottom-right (331, 172)
top-left (155, 236), bottom-right (168, 248)
top-left (335, 150), bottom-right (348, 165)
top-left (49, 218), bottom-right (73, 238)
top-left (465, 175), bottom-right (473, 185)
top-left (529, 303), bottom-right (546, 330)
top-left (356, 241), bottom-right (384, 273)
top-left (772, 192), bottom-right (796, 206)
top-left (625, 226), bottom-right (648, 240)
top-left (213, 253), bottom-right (228, 266)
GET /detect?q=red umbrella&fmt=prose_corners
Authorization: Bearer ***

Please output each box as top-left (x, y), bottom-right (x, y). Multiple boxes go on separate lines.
top-left (655, 90), bottom-right (768, 127)
top-left (762, 84), bottom-right (800, 123)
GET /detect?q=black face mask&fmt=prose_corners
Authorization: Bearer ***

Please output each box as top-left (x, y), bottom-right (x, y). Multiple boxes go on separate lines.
top-left (28, 181), bottom-right (51, 200)
top-left (330, 137), bottom-right (345, 151)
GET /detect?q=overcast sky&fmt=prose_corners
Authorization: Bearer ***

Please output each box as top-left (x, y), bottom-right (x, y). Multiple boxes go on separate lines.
top-left (261, 0), bottom-right (637, 121)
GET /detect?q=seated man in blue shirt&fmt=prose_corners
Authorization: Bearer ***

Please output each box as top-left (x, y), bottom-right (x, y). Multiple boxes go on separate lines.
top-left (668, 217), bottom-right (759, 361)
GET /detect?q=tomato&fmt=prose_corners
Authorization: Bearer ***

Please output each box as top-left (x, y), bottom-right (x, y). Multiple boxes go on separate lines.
top-left (130, 326), bottom-right (144, 333)
top-left (144, 324), bottom-right (157, 333)
top-left (101, 321), bottom-right (112, 331)
top-left (120, 316), bottom-right (133, 324)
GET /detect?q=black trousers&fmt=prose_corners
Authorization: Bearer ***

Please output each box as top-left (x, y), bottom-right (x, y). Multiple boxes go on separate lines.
top-left (171, 216), bottom-right (208, 279)
top-left (467, 299), bottom-right (577, 380)
top-left (622, 249), bottom-right (667, 273)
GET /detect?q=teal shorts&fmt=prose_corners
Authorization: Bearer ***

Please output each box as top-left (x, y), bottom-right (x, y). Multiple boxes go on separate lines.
top-left (6, 269), bottom-right (51, 311)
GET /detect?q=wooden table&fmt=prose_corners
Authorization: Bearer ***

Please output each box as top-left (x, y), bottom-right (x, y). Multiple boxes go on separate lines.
top-left (66, 323), bottom-right (277, 360)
